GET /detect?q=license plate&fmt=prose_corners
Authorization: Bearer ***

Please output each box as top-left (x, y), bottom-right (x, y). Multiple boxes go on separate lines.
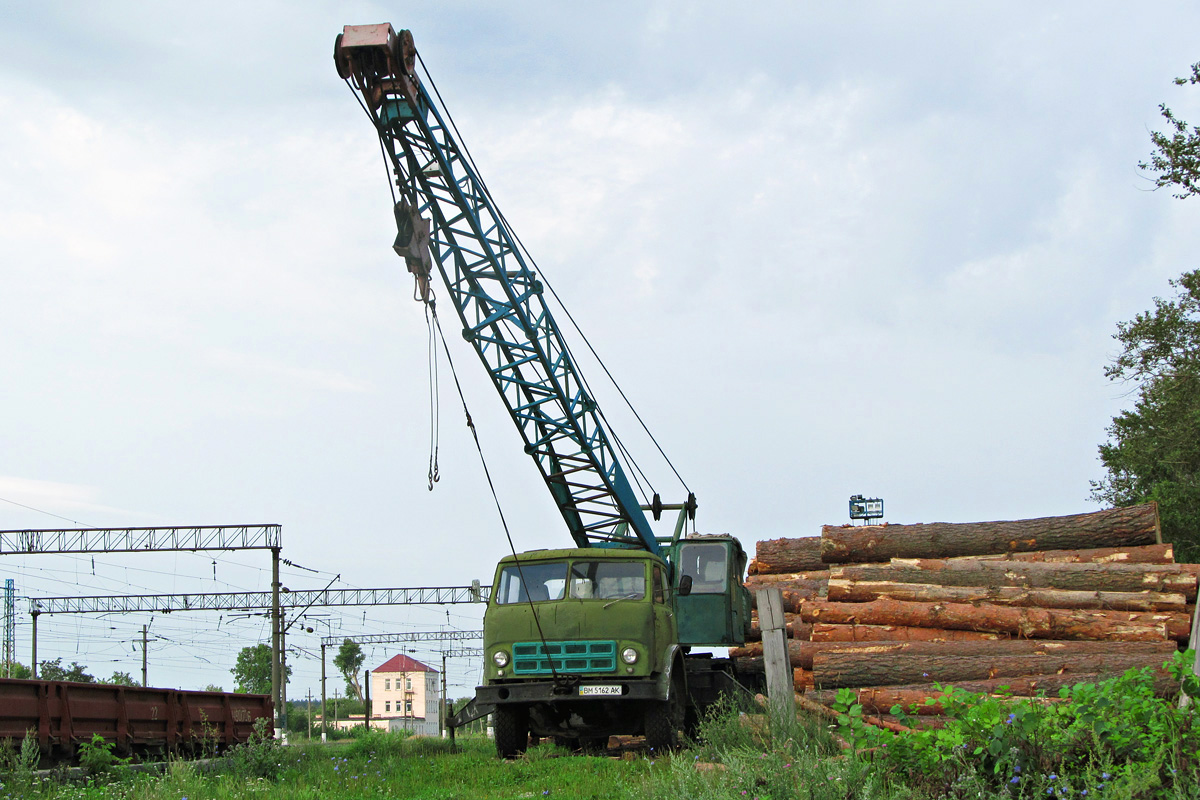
top-left (578, 685), bottom-right (622, 696)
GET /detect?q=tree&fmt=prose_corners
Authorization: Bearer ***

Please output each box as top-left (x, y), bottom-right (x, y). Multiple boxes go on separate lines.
top-left (1092, 269), bottom-right (1200, 560)
top-left (230, 644), bottom-right (289, 694)
top-left (333, 639), bottom-right (365, 701)
top-left (1141, 62), bottom-right (1200, 198)
top-left (1094, 65), bottom-right (1200, 559)
top-left (103, 671), bottom-right (141, 687)
top-left (38, 658), bottom-right (95, 683)
top-left (4, 662), bottom-right (31, 679)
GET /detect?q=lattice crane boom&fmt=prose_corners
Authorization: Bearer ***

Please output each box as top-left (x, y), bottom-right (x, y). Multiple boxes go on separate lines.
top-left (335, 24), bottom-right (669, 556)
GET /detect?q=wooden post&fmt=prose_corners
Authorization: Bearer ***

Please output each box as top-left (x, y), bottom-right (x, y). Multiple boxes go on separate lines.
top-left (756, 588), bottom-right (796, 727)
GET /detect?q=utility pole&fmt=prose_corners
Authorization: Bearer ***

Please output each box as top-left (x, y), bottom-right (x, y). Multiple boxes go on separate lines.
top-left (280, 608), bottom-right (288, 741)
top-left (270, 546), bottom-right (281, 738)
top-left (320, 642), bottom-right (327, 742)
top-left (3, 578), bottom-right (14, 678)
top-left (307, 689), bottom-right (313, 740)
top-left (30, 610), bottom-right (38, 678)
top-left (141, 623), bottom-right (149, 687)
top-left (440, 656), bottom-right (448, 735)
top-left (364, 669), bottom-right (372, 730)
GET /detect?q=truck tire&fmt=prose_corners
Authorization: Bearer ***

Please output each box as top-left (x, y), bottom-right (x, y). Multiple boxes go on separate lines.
top-left (494, 705), bottom-right (529, 759)
top-left (644, 670), bottom-right (685, 751)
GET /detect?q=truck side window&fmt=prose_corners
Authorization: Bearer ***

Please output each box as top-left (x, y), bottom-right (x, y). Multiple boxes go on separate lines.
top-left (652, 567), bottom-right (666, 603)
top-left (679, 542), bottom-right (727, 594)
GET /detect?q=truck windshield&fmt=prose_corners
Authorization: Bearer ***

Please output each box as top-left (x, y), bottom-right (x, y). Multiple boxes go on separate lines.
top-left (494, 562), bottom-right (567, 604)
top-left (569, 561), bottom-right (645, 600)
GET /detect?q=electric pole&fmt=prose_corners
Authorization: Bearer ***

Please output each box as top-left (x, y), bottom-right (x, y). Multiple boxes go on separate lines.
top-left (141, 622), bottom-right (149, 687)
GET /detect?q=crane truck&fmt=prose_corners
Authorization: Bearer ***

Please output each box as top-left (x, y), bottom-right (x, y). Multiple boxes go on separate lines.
top-left (334, 24), bottom-right (759, 756)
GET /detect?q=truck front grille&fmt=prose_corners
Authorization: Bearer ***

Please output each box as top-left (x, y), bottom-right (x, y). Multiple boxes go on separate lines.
top-left (511, 640), bottom-right (616, 674)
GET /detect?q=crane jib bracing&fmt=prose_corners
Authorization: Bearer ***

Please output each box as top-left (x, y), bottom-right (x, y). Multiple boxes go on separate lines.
top-left (335, 24), bottom-right (677, 557)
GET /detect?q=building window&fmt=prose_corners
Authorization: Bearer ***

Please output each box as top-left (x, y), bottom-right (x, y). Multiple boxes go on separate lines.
top-left (404, 700), bottom-right (412, 713)
top-left (384, 678), bottom-right (390, 690)
top-left (385, 701), bottom-right (391, 712)
top-left (405, 677), bottom-right (412, 690)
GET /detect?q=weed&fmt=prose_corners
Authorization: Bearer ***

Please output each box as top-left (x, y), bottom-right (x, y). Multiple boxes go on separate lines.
top-left (195, 707), bottom-right (221, 759)
top-left (224, 716), bottom-right (284, 779)
top-left (77, 733), bottom-right (130, 780)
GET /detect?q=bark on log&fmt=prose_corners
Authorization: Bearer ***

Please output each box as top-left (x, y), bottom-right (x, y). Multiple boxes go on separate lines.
top-left (754, 537), bottom-right (826, 573)
top-left (745, 571), bottom-right (831, 584)
top-left (813, 650), bottom-right (1176, 689)
top-left (820, 503), bottom-right (1161, 563)
top-left (749, 590), bottom-right (808, 614)
top-left (792, 668), bottom-right (815, 691)
top-left (953, 543), bottom-right (1175, 565)
top-left (795, 694), bottom-right (839, 721)
top-left (810, 623), bottom-right (1009, 643)
top-left (745, 577), bottom-right (827, 611)
top-left (807, 669), bottom-right (1180, 714)
top-left (834, 559), bottom-right (1197, 598)
top-left (748, 611), bottom-right (811, 642)
top-left (799, 598), bottom-right (1178, 641)
top-left (734, 656), bottom-right (764, 674)
top-left (792, 695), bottom-right (910, 735)
top-left (1113, 607), bottom-right (1193, 641)
top-left (733, 639), bottom-right (1172, 671)
top-left (826, 579), bottom-right (1187, 611)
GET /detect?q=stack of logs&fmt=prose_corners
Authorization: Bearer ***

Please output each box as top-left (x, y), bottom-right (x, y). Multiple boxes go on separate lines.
top-left (735, 503), bottom-right (1198, 728)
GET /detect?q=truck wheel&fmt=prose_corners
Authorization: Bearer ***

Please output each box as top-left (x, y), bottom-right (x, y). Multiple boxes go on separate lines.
top-left (644, 672), bottom-right (685, 751)
top-left (494, 706), bottom-right (529, 759)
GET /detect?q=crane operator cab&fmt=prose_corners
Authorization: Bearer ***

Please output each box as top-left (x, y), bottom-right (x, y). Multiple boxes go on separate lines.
top-left (671, 536), bottom-right (751, 647)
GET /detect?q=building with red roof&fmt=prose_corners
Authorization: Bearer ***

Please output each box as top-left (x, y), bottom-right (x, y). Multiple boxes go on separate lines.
top-left (369, 654), bottom-right (440, 736)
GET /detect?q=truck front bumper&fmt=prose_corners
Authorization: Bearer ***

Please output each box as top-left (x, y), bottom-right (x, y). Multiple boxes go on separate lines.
top-left (480, 678), bottom-right (665, 705)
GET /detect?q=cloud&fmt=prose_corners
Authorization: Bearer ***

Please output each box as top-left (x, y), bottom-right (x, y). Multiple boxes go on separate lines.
top-left (0, 476), bottom-right (139, 523)
top-left (203, 348), bottom-right (370, 394)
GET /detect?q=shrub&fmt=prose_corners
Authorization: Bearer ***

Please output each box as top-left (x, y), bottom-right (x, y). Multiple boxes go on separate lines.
top-left (77, 733), bottom-right (130, 779)
top-left (225, 717), bottom-right (284, 779)
top-left (829, 650), bottom-right (1200, 797)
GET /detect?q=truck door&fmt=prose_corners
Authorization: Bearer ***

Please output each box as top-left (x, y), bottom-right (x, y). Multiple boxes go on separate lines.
top-left (651, 565), bottom-right (675, 672)
top-left (675, 541), bottom-right (735, 646)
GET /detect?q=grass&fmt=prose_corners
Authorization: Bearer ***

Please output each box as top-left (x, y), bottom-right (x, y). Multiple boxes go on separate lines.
top-left (5, 661), bottom-right (1200, 800)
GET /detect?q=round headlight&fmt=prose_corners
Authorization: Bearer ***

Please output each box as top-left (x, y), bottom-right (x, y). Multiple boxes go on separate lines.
top-left (621, 647), bottom-right (638, 665)
top-left (492, 650), bottom-right (510, 667)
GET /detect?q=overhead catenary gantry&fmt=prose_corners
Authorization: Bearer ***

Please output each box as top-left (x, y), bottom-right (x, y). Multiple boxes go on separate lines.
top-left (29, 585), bottom-right (488, 616)
top-left (0, 523), bottom-right (288, 723)
top-left (27, 583), bottom-right (490, 734)
top-left (319, 629), bottom-right (482, 648)
top-left (0, 524), bottom-right (281, 554)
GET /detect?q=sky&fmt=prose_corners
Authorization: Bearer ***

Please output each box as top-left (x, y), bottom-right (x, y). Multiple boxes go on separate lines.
top-left (2, 2), bottom-right (1200, 701)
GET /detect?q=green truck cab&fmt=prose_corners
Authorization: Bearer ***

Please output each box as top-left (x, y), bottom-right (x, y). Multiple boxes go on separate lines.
top-left (455, 535), bottom-right (754, 756)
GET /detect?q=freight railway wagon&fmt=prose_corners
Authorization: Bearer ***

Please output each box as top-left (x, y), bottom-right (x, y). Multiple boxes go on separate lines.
top-left (0, 677), bottom-right (273, 761)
